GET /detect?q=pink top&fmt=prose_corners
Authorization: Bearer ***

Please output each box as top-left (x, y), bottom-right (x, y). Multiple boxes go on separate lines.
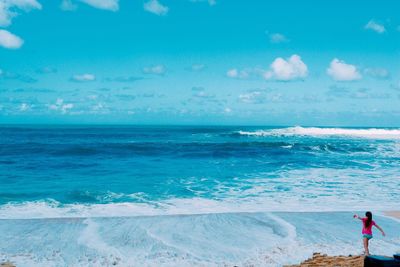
top-left (362, 218), bottom-right (376, 235)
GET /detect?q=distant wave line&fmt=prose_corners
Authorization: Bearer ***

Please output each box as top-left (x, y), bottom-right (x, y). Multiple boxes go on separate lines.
top-left (237, 126), bottom-right (400, 139)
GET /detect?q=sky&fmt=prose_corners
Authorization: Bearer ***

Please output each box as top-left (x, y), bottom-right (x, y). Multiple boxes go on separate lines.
top-left (0, 0), bottom-right (399, 126)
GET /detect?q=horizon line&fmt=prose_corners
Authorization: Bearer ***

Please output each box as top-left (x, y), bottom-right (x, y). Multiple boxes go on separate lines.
top-left (0, 123), bottom-right (399, 128)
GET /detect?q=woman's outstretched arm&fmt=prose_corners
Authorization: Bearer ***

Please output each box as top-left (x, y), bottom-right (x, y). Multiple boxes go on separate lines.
top-left (374, 224), bottom-right (385, 236)
top-left (353, 214), bottom-right (362, 220)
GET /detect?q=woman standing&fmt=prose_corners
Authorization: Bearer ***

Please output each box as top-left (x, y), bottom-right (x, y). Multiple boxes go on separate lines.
top-left (354, 211), bottom-right (385, 255)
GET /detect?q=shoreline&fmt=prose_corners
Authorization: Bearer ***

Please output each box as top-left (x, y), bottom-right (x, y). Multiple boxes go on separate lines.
top-left (383, 211), bottom-right (400, 220)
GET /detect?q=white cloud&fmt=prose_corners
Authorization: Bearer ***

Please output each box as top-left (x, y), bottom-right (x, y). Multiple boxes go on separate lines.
top-left (226, 68), bottom-right (250, 79)
top-left (365, 20), bottom-right (385, 34)
top-left (91, 102), bottom-right (108, 113)
top-left (49, 98), bottom-right (74, 114)
top-left (79, 0), bottom-right (118, 11)
top-left (364, 67), bottom-right (390, 79)
top-left (0, 0), bottom-right (42, 27)
top-left (226, 68), bottom-right (237, 78)
top-left (71, 73), bottom-right (96, 82)
top-left (193, 90), bottom-right (215, 99)
top-left (60, 0), bottom-right (77, 11)
top-left (327, 58), bottom-right (362, 81)
top-left (269, 33), bottom-right (289, 44)
top-left (264, 54), bottom-right (308, 81)
top-left (144, 0), bottom-right (168, 16)
top-left (189, 0), bottom-right (216, 6)
top-left (188, 63), bottom-right (205, 72)
top-left (226, 55), bottom-right (307, 81)
top-left (238, 91), bottom-right (264, 104)
top-left (61, 103), bottom-right (74, 113)
top-left (19, 103), bottom-right (30, 111)
top-left (0, 29), bottom-right (23, 49)
top-left (143, 64), bottom-right (166, 75)
top-left (224, 107), bottom-right (232, 113)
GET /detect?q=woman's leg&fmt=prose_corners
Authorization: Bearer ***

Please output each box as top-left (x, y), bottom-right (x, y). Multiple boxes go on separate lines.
top-left (363, 238), bottom-right (369, 256)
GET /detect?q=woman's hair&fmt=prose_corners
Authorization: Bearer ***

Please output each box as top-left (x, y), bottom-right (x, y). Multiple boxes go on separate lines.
top-left (365, 211), bottom-right (372, 227)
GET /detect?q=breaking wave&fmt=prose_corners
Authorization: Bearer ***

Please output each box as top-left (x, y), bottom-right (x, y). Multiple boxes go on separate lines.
top-left (237, 126), bottom-right (400, 139)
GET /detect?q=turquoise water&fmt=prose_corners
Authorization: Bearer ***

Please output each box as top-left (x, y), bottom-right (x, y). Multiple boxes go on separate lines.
top-left (0, 126), bottom-right (399, 266)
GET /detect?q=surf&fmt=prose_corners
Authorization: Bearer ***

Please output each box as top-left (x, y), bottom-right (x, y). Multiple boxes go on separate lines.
top-left (236, 126), bottom-right (400, 139)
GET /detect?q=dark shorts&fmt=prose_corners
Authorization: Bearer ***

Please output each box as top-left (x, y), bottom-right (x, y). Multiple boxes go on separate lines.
top-left (363, 234), bottom-right (373, 240)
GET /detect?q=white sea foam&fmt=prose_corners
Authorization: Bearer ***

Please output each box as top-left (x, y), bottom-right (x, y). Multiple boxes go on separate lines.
top-left (0, 195), bottom-right (398, 219)
top-left (0, 212), bottom-right (399, 267)
top-left (238, 126), bottom-right (400, 139)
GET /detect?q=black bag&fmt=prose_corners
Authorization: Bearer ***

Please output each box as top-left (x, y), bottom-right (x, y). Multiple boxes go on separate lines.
top-left (364, 255), bottom-right (400, 267)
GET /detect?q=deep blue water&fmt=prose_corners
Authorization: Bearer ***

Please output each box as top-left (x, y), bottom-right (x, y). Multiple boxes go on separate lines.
top-left (0, 125), bottom-right (399, 215)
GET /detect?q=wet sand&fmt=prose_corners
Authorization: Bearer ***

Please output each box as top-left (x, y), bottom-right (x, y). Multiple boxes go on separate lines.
top-left (384, 211), bottom-right (400, 219)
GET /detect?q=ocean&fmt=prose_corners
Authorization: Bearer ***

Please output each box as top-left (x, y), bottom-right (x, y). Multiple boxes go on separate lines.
top-left (0, 125), bottom-right (399, 266)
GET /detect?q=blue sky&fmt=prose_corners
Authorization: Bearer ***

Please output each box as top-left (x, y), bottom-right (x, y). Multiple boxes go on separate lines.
top-left (0, 0), bottom-right (399, 126)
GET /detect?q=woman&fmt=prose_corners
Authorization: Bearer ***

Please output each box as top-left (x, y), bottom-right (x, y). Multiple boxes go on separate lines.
top-left (354, 211), bottom-right (385, 256)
